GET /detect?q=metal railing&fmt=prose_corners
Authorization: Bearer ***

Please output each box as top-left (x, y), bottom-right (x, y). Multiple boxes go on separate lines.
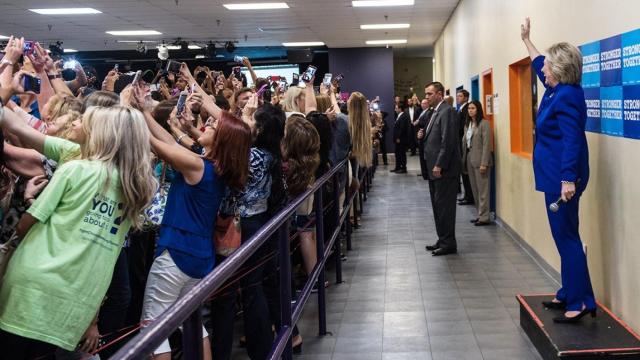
top-left (112, 158), bottom-right (373, 360)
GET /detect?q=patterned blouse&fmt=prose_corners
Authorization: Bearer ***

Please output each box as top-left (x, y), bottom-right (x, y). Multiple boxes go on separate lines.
top-left (220, 148), bottom-right (274, 218)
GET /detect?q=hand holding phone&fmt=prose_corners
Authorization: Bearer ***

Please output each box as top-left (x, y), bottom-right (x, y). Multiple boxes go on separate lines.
top-left (132, 70), bottom-right (142, 85)
top-left (22, 73), bottom-right (42, 94)
top-left (301, 65), bottom-right (317, 83)
top-left (323, 73), bottom-right (332, 86)
top-left (166, 60), bottom-right (181, 73)
top-left (176, 90), bottom-right (189, 116)
top-left (232, 66), bottom-right (242, 79)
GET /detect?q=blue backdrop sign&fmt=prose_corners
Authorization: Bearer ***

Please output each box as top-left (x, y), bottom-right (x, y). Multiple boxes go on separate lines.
top-left (580, 28), bottom-right (640, 139)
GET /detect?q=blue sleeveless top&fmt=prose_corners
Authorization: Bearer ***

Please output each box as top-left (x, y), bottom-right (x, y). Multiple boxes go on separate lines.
top-left (156, 159), bottom-right (226, 278)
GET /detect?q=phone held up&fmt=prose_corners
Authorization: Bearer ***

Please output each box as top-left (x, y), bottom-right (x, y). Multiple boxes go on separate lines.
top-left (301, 65), bottom-right (317, 83)
top-left (166, 60), bottom-right (181, 73)
top-left (176, 90), bottom-right (189, 116)
top-left (323, 73), bottom-right (333, 87)
top-left (23, 74), bottom-right (41, 94)
top-left (233, 66), bottom-right (242, 79)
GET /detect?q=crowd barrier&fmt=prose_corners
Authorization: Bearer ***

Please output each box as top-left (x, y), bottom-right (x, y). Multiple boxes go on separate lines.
top-left (111, 158), bottom-right (374, 360)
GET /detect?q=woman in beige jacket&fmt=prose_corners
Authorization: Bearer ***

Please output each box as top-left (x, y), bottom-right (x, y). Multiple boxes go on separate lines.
top-left (462, 100), bottom-right (493, 225)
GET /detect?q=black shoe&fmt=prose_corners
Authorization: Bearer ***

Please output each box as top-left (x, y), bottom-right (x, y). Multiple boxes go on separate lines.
top-left (458, 200), bottom-right (474, 205)
top-left (553, 308), bottom-right (597, 323)
top-left (470, 218), bottom-right (479, 223)
top-left (396, 169), bottom-right (407, 174)
top-left (417, 173), bottom-right (423, 176)
top-left (474, 221), bottom-right (491, 226)
top-left (425, 244), bottom-right (439, 251)
top-left (390, 169), bottom-right (399, 173)
top-left (542, 300), bottom-right (566, 310)
top-left (432, 248), bottom-right (457, 256)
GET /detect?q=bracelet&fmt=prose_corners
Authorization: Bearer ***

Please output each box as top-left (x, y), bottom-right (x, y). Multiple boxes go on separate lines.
top-left (177, 133), bottom-right (188, 144)
top-left (47, 73), bottom-right (62, 80)
top-left (561, 180), bottom-right (574, 185)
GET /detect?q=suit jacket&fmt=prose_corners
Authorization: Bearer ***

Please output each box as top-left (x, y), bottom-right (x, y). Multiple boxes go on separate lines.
top-left (462, 119), bottom-right (493, 170)
top-left (457, 103), bottom-right (468, 141)
top-left (416, 107), bottom-right (433, 144)
top-left (393, 111), bottom-right (412, 145)
top-left (531, 55), bottom-right (589, 194)
top-left (423, 101), bottom-right (461, 180)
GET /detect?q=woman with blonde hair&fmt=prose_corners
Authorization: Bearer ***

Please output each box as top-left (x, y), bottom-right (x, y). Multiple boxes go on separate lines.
top-left (283, 86), bottom-right (306, 117)
top-left (0, 105), bottom-right (157, 358)
top-left (345, 91), bottom-right (373, 173)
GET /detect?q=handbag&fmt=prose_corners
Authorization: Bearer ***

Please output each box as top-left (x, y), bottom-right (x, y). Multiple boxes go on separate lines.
top-left (0, 233), bottom-right (19, 286)
top-left (214, 213), bottom-right (241, 257)
top-left (143, 163), bottom-right (170, 229)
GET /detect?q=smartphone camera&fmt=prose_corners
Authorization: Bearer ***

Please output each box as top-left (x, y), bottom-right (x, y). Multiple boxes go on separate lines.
top-left (23, 41), bottom-right (35, 56)
top-left (23, 74), bottom-right (41, 94)
top-left (323, 73), bottom-right (333, 87)
top-left (233, 66), bottom-right (242, 78)
top-left (301, 65), bottom-right (317, 83)
top-left (234, 55), bottom-right (245, 64)
top-left (166, 60), bottom-right (181, 73)
top-left (176, 90), bottom-right (189, 116)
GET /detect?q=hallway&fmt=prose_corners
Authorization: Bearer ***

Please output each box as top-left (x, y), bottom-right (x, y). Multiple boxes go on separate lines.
top-left (290, 158), bottom-right (554, 360)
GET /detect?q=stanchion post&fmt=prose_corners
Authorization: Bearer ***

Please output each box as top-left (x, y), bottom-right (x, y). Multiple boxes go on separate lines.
top-left (278, 223), bottom-right (293, 360)
top-left (182, 309), bottom-right (203, 360)
top-left (332, 172), bottom-right (343, 284)
top-left (314, 187), bottom-right (327, 336)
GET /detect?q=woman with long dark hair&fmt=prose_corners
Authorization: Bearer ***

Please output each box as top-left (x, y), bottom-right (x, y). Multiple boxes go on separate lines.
top-left (461, 100), bottom-right (493, 226)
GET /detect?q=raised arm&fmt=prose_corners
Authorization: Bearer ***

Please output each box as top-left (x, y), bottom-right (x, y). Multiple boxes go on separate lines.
top-left (242, 57), bottom-right (258, 84)
top-left (0, 106), bottom-right (47, 154)
top-left (521, 18), bottom-right (541, 60)
top-left (66, 62), bottom-right (88, 94)
top-left (304, 76), bottom-right (317, 115)
top-left (179, 63), bottom-right (222, 120)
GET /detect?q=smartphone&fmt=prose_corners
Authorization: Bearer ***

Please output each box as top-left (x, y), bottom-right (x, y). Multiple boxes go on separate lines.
top-left (176, 90), bottom-right (189, 116)
top-left (371, 102), bottom-right (380, 111)
top-left (23, 41), bottom-right (35, 56)
top-left (132, 70), bottom-right (142, 84)
top-left (278, 80), bottom-right (287, 92)
top-left (23, 74), bottom-right (41, 94)
top-left (301, 65), bottom-right (317, 83)
top-left (334, 73), bottom-right (344, 82)
top-left (233, 66), bottom-right (242, 78)
top-left (149, 84), bottom-right (159, 92)
top-left (166, 60), bottom-right (181, 73)
top-left (291, 73), bottom-right (300, 86)
top-left (234, 55), bottom-right (245, 64)
top-left (191, 83), bottom-right (197, 93)
top-left (256, 83), bottom-right (269, 97)
top-left (323, 73), bottom-right (333, 87)
top-left (113, 64), bottom-right (119, 72)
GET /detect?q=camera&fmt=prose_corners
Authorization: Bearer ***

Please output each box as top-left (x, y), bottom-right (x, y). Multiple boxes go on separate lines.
top-left (166, 60), bottom-right (181, 73)
top-left (234, 55), bottom-right (245, 64)
top-left (23, 74), bottom-right (41, 94)
top-left (301, 65), bottom-right (317, 83)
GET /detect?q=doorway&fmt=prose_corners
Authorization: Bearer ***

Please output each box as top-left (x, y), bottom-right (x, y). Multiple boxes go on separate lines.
top-left (471, 75), bottom-right (479, 102)
top-left (482, 69), bottom-right (496, 219)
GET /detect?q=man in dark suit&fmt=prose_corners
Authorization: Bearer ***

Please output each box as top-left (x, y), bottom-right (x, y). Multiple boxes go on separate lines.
top-left (418, 81), bottom-right (461, 256)
top-left (391, 104), bottom-right (411, 173)
top-left (416, 99), bottom-right (432, 179)
top-left (408, 95), bottom-right (422, 156)
top-left (456, 89), bottom-right (475, 205)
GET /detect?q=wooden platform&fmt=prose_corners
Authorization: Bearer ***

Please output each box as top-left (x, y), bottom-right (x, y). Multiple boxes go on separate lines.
top-left (518, 294), bottom-right (640, 359)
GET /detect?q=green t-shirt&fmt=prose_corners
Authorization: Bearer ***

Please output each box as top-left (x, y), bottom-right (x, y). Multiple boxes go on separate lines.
top-left (0, 139), bottom-right (131, 350)
top-left (43, 135), bottom-right (81, 166)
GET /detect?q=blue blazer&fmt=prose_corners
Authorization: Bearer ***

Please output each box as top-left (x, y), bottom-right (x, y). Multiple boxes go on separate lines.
top-left (532, 55), bottom-right (589, 195)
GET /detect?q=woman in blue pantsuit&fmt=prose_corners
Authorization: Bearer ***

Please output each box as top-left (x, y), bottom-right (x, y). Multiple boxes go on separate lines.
top-left (521, 18), bottom-right (596, 323)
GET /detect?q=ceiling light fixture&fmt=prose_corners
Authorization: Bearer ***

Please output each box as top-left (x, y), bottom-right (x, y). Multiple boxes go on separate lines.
top-left (352, 0), bottom-right (414, 7)
top-left (223, 3), bottom-right (289, 10)
top-left (0, 35), bottom-right (9, 39)
top-left (188, 45), bottom-right (202, 49)
top-left (29, 8), bottom-right (102, 15)
top-left (63, 48), bottom-right (78, 53)
top-left (158, 45), bottom-right (181, 50)
top-left (106, 30), bottom-right (162, 36)
top-left (282, 41), bottom-right (325, 47)
top-left (360, 24), bottom-right (410, 29)
top-left (366, 39), bottom-right (407, 45)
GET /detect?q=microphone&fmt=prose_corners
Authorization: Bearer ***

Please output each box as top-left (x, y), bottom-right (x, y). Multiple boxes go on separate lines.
top-left (549, 179), bottom-right (580, 213)
top-left (549, 197), bottom-right (564, 213)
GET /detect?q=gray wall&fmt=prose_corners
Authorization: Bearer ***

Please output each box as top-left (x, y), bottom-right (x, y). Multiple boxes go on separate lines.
top-left (394, 57), bottom-right (433, 100)
top-left (328, 47), bottom-right (396, 152)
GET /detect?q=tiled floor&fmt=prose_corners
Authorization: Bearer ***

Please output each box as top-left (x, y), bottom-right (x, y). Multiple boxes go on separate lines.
top-left (233, 157), bottom-right (558, 360)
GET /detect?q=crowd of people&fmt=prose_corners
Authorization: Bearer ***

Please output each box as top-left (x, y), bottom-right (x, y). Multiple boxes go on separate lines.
top-left (0, 36), bottom-right (381, 359)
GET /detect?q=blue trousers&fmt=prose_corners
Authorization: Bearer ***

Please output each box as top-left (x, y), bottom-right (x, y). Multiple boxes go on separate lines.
top-left (544, 193), bottom-right (595, 312)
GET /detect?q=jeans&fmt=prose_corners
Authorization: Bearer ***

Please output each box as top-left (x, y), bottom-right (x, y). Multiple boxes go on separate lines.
top-left (210, 212), bottom-right (273, 360)
top-left (98, 248), bottom-right (131, 358)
